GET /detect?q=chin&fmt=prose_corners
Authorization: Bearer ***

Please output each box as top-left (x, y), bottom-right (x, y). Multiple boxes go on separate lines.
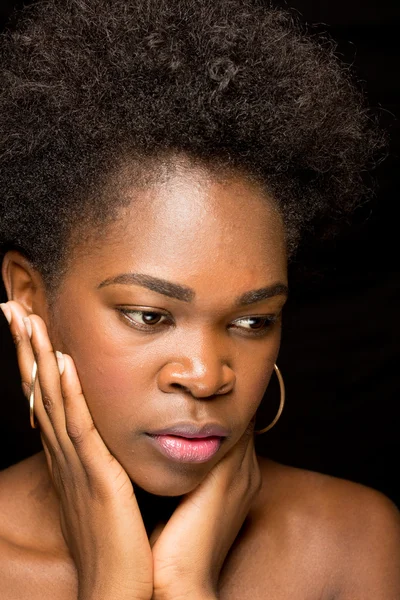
top-left (127, 459), bottom-right (213, 497)
top-left (138, 481), bottom-right (197, 497)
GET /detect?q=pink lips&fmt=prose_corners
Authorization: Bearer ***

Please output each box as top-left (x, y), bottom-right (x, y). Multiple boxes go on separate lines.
top-left (147, 422), bottom-right (228, 463)
top-left (150, 434), bottom-right (222, 463)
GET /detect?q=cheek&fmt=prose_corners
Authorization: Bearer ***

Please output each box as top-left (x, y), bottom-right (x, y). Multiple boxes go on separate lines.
top-left (56, 310), bottom-right (154, 429)
top-left (229, 327), bottom-right (282, 423)
top-left (237, 354), bottom-right (276, 419)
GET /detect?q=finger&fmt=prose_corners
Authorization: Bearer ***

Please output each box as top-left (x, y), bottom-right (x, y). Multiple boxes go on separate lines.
top-left (2, 301), bottom-right (36, 400)
top-left (41, 433), bottom-right (53, 472)
top-left (207, 421), bottom-right (257, 487)
top-left (0, 302), bottom-right (12, 326)
top-left (28, 314), bottom-right (74, 458)
top-left (40, 431), bottom-right (69, 499)
top-left (1, 302), bottom-right (60, 450)
top-left (60, 353), bottom-right (119, 478)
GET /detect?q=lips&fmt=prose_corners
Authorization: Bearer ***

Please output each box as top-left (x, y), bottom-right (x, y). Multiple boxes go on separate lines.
top-left (146, 422), bottom-right (229, 463)
top-left (148, 422), bottom-right (230, 438)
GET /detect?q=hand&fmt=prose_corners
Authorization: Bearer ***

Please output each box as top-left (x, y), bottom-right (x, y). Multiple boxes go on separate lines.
top-left (150, 423), bottom-right (261, 600)
top-left (1, 301), bottom-right (153, 600)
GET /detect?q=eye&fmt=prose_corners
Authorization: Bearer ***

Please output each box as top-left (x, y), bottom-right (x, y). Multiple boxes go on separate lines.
top-left (230, 315), bottom-right (278, 336)
top-left (119, 309), bottom-right (171, 331)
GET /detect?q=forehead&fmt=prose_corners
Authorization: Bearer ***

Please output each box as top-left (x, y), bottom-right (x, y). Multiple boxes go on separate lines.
top-left (66, 164), bottom-right (288, 295)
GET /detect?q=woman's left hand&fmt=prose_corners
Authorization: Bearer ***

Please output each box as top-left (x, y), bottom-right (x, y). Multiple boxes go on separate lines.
top-left (150, 423), bottom-right (261, 600)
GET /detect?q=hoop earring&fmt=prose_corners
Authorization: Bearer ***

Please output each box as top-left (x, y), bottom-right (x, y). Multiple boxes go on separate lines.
top-left (30, 360), bottom-right (38, 429)
top-left (255, 363), bottom-right (285, 435)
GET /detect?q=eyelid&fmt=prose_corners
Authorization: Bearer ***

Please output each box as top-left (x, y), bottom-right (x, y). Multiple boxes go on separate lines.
top-left (117, 307), bottom-right (174, 330)
top-left (232, 311), bottom-right (281, 324)
top-left (233, 314), bottom-right (276, 321)
top-left (229, 313), bottom-right (281, 336)
top-left (231, 315), bottom-right (277, 326)
top-left (117, 304), bottom-right (171, 313)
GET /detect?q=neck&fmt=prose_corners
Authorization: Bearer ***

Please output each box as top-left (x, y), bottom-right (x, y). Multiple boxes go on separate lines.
top-left (133, 484), bottom-right (182, 536)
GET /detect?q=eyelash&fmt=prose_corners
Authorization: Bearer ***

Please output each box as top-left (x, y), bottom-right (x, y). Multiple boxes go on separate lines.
top-left (118, 308), bottom-right (279, 337)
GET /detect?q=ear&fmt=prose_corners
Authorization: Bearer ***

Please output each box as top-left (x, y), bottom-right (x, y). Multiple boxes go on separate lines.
top-left (1, 250), bottom-right (46, 314)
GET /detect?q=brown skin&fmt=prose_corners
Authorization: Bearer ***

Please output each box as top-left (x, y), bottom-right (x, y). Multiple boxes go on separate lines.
top-left (0, 161), bottom-right (399, 599)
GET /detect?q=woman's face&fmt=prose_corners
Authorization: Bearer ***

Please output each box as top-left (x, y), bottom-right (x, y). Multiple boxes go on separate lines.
top-left (43, 163), bottom-right (288, 496)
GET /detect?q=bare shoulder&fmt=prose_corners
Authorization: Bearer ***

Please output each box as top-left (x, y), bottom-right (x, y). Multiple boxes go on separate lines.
top-left (257, 456), bottom-right (400, 529)
top-left (255, 457), bottom-right (400, 599)
top-left (0, 454), bottom-right (76, 599)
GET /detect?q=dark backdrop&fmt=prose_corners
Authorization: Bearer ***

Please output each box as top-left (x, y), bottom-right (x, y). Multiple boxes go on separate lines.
top-left (1, 0), bottom-right (399, 506)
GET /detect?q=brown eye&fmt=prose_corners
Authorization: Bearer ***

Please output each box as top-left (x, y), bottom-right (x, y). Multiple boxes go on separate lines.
top-left (141, 312), bottom-right (163, 324)
top-left (243, 317), bottom-right (272, 329)
top-left (230, 315), bottom-right (277, 335)
top-left (120, 309), bottom-right (170, 330)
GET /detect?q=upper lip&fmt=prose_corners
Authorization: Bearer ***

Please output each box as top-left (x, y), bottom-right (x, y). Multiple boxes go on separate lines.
top-left (148, 422), bottom-right (230, 438)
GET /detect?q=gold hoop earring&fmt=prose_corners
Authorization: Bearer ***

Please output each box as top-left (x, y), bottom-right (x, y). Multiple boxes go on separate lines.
top-left (255, 363), bottom-right (285, 435)
top-left (30, 360), bottom-right (38, 429)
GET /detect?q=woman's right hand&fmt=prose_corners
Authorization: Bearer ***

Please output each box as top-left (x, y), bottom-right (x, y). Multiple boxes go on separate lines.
top-left (1, 301), bottom-right (153, 600)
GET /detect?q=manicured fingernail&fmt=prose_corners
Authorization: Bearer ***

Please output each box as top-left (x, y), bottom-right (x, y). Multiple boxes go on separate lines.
top-left (56, 351), bottom-right (65, 376)
top-left (23, 317), bottom-right (32, 338)
top-left (0, 303), bottom-right (12, 324)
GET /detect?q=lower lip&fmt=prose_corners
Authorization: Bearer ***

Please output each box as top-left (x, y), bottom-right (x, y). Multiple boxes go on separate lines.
top-left (149, 434), bottom-right (223, 463)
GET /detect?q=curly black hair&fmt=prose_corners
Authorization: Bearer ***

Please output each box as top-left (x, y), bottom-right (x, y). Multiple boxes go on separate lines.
top-left (0, 0), bottom-right (384, 292)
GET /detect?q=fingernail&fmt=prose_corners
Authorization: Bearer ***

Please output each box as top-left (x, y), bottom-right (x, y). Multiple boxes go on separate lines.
top-left (0, 303), bottom-right (12, 324)
top-left (56, 351), bottom-right (65, 376)
top-left (23, 317), bottom-right (32, 338)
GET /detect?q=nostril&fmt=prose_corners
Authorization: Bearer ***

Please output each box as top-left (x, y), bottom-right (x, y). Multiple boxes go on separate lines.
top-left (216, 382), bottom-right (232, 395)
top-left (170, 382), bottom-right (190, 393)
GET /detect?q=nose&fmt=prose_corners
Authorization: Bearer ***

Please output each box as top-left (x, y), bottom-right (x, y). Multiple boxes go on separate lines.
top-left (157, 336), bottom-right (236, 398)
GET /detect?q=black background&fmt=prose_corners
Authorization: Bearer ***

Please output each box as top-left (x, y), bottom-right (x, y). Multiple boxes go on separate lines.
top-left (0, 0), bottom-right (399, 506)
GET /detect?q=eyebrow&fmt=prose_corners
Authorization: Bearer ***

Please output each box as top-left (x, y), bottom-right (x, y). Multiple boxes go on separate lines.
top-left (235, 283), bottom-right (288, 306)
top-left (98, 273), bottom-right (195, 302)
top-left (98, 273), bottom-right (288, 305)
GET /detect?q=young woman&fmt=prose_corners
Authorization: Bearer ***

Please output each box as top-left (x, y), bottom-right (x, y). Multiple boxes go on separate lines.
top-left (0, 1), bottom-right (399, 598)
